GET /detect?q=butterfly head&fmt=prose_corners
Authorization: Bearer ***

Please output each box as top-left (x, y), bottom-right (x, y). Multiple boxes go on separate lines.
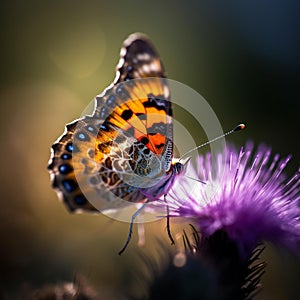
top-left (171, 156), bottom-right (191, 175)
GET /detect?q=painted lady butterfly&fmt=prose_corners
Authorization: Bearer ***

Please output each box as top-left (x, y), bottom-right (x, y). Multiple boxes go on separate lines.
top-left (48, 33), bottom-right (186, 254)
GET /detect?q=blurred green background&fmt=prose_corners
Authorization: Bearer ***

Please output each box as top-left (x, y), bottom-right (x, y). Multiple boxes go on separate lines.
top-left (0, 0), bottom-right (299, 299)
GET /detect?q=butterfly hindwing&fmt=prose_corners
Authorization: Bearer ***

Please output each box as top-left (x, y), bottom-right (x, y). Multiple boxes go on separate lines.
top-left (48, 114), bottom-right (148, 212)
top-left (48, 119), bottom-right (97, 212)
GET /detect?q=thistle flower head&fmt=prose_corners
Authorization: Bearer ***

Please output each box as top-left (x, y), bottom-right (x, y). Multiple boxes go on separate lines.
top-left (168, 143), bottom-right (300, 256)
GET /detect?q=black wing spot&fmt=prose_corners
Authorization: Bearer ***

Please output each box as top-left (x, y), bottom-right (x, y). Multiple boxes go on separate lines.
top-left (156, 143), bottom-right (165, 149)
top-left (143, 148), bottom-right (150, 155)
top-left (59, 164), bottom-right (73, 175)
top-left (66, 142), bottom-right (80, 153)
top-left (140, 137), bottom-right (149, 145)
top-left (99, 123), bottom-right (110, 132)
top-left (61, 153), bottom-right (72, 160)
top-left (62, 179), bottom-right (78, 192)
top-left (143, 96), bottom-right (166, 111)
top-left (66, 143), bottom-right (73, 152)
top-left (143, 94), bottom-right (172, 116)
top-left (121, 109), bottom-right (133, 121)
top-left (74, 194), bottom-right (87, 205)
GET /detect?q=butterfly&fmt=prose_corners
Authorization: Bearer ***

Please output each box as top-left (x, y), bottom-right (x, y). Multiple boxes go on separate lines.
top-left (48, 33), bottom-right (186, 254)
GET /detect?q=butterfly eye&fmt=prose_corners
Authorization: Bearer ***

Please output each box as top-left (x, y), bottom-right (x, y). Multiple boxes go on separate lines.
top-left (173, 162), bottom-right (183, 174)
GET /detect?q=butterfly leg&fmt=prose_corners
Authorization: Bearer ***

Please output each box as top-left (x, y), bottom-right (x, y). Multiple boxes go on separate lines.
top-left (164, 195), bottom-right (175, 245)
top-left (118, 200), bottom-right (149, 255)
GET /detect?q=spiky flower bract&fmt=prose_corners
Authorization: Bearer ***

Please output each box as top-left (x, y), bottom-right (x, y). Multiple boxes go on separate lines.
top-left (136, 229), bottom-right (265, 300)
top-left (167, 143), bottom-right (300, 257)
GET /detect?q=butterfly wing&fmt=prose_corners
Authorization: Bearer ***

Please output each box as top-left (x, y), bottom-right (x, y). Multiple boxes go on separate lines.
top-left (115, 33), bottom-right (166, 82)
top-left (48, 33), bottom-right (173, 213)
top-left (95, 33), bottom-right (173, 169)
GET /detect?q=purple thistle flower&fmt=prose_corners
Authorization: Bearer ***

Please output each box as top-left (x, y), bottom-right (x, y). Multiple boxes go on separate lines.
top-left (167, 143), bottom-right (300, 257)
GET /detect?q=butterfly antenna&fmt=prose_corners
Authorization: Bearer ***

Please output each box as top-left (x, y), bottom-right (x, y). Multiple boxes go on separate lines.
top-left (184, 175), bottom-right (207, 184)
top-left (179, 123), bottom-right (245, 162)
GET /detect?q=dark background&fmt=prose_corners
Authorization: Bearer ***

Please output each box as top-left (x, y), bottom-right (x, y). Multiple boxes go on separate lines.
top-left (0, 1), bottom-right (299, 299)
